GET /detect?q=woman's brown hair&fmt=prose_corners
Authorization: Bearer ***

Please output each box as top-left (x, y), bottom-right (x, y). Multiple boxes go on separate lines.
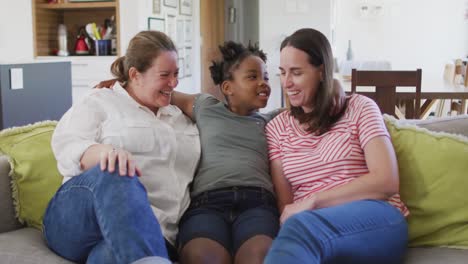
top-left (110, 30), bottom-right (176, 87)
top-left (280, 28), bottom-right (347, 135)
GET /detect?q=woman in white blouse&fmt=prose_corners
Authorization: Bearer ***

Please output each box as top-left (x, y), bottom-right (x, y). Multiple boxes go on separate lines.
top-left (43, 31), bottom-right (200, 264)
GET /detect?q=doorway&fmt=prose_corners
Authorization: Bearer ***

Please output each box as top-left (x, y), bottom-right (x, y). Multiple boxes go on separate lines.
top-left (200, 0), bottom-right (224, 97)
top-left (199, 0), bottom-right (259, 98)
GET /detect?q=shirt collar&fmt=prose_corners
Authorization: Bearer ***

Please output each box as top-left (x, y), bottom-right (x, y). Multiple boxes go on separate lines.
top-left (158, 105), bottom-right (179, 117)
top-left (113, 82), bottom-right (139, 107)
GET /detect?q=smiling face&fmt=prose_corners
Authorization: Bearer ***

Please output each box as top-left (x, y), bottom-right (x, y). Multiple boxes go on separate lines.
top-left (279, 46), bottom-right (323, 113)
top-left (128, 50), bottom-right (179, 113)
top-left (224, 55), bottom-right (271, 115)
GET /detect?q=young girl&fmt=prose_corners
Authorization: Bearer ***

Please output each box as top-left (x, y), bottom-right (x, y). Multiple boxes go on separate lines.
top-left (97, 41), bottom-right (280, 263)
top-left (173, 41), bottom-right (280, 264)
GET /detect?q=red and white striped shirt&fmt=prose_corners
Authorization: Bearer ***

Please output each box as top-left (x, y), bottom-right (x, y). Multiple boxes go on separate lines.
top-left (266, 94), bottom-right (409, 216)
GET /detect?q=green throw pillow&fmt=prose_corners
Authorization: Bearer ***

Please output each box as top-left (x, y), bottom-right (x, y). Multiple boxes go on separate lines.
top-left (0, 121), bottom-right (62, 230)
top-left (384, 115), bottom-right (468, 248)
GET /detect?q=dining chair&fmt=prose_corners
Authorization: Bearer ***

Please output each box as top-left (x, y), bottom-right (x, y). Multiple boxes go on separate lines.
top-left (351, 69), bottom-right (422, 119)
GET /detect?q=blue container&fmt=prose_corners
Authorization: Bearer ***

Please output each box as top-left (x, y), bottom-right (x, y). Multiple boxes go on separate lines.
top-left (95, 39), bottom-right (111, 56)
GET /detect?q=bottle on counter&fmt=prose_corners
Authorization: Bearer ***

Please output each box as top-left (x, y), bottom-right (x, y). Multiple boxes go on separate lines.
top-left (454, 59), bottom-right (464, 85)
top-left (57, 24), bottom-right (69, 56)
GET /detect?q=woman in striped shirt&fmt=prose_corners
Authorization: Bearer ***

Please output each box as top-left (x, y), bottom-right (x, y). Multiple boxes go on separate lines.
top-left (264, 28), bottom-right (409, 264)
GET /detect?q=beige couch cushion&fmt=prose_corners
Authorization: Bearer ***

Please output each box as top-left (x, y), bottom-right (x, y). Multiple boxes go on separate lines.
top-left (416, 115), bottom-right (468, 136)
top-left (0, 228), bottom-right (73, 264)
top-left (404, 247), bottom-right (468, 264)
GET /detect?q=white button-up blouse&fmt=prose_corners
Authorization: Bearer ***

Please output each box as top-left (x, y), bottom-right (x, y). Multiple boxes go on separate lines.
top-left (51, 83), bottom-right (201, 245)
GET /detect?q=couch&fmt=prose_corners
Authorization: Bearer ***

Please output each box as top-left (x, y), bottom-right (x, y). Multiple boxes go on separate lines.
top-left (1, 115), bottom-right (468, 264)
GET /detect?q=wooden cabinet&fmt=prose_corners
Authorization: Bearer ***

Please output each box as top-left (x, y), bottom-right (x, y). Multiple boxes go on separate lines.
top-left (31, 0), bottom-right (120, 57)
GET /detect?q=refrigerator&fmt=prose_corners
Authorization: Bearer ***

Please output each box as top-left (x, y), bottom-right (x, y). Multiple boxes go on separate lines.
top-left (224, 0), bottom-right (259, 45)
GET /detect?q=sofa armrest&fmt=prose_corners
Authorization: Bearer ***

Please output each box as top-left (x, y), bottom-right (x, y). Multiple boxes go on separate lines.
top-left (0, 155), bottom-right (23, 233)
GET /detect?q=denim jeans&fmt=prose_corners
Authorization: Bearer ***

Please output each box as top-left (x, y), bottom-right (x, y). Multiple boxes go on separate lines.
top-left (264, 200), bottom-right (408, 264)
top-left (178, 186), bottom-right (279, 255)
top-left (43, 165), bottom-right (170, 264)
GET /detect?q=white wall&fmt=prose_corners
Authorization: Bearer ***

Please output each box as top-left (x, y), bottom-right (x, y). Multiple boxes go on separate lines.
top-left (334, 0), bottom-right (467, 76)
top-left (0, 0), bottom-right (34, 63)
top-left (259, 0), bottom-right (333, 111)
top-left (119, 0), bottom-right (201, 94)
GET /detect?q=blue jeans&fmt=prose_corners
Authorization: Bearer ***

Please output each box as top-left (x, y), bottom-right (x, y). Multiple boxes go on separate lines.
top-left (43, 165), bottom-right (170, 264)
top-left (264, 200), bottom-right (408, 264)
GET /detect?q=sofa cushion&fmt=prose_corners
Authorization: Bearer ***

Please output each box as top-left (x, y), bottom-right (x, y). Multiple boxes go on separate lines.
top-left (404, 247), bottom-right (468, 264)
top-left (0, 155), bottom-right (23, 233)
top-left (0, 228), bottom-right (73, 264)
top-left (0, 121), bottom-right (62, 230)
top-left (384, 115), bottom-right (468, 248)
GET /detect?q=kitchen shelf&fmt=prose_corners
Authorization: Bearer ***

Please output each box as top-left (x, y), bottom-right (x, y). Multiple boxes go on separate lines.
top-left (32, 0), bottom-right (120, 57)
top-left (37, 2), bottom-right (116, 10)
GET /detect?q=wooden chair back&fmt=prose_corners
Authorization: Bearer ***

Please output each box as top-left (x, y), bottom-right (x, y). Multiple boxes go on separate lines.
top-left (351, 69), bottom-right (422, 119)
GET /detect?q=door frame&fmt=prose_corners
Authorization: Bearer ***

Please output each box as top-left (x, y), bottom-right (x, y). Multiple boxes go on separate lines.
top-left (200, 0), bottom-right (225, 98)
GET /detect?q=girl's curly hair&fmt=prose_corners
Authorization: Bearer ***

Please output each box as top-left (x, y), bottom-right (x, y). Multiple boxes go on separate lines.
top-left (209, 41), bottom-right (267, 85)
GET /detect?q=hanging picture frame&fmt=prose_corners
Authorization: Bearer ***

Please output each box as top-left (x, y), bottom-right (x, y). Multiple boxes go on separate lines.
top-left (179, 0), bottom-right (192, 15)
top-left (165, 13), bottom-right (177, 42)
top-left (178, 57), bottom-right (185, 78)
top-left (176, 18), bottom-right (185, 46)
top-left (184, 46), bottom-right (192, 77)
top-left (178, 48), bottom-right (185, 78)
top-left (184, 18), bottom-right (192, 45)
top-left (152, 0), bottom-right (161, 14)
top-left (148, 17), bottom-right (165, 32)
top-left (164, 0), bottom-right (177, 8)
